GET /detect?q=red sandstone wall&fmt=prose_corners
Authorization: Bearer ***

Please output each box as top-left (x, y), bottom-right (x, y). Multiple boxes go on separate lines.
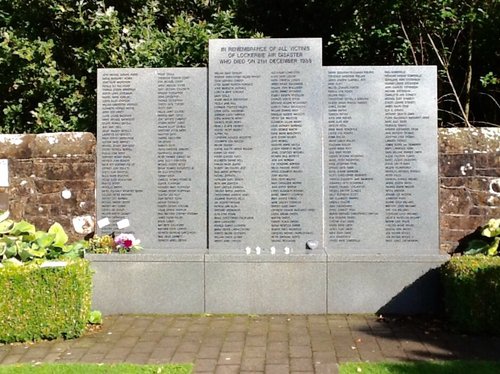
top-left (439, 128), bottom-right (499, 253)
top-left (0, 129), bottom-right (498, 250)
top-left (0, 133), bottom-right (95, 240)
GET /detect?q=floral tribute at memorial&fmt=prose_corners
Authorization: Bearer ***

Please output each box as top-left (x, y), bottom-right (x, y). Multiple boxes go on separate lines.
top-left (87, 233), bottom-right (142, 254)
top-left (0, 209), bottom-right (142, 262)
top-left (87, 216), bottom-right (143, 254)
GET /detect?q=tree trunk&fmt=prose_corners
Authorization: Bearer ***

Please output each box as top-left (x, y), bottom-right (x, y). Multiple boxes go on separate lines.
top-left (463, 23), bottom-right (473, 125)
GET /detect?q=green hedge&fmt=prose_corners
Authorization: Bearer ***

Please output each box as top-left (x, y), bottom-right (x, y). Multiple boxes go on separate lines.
top-left (0, 259), bottom-right (92, 343)
top-left (442, 255), bottom-right (500, 334)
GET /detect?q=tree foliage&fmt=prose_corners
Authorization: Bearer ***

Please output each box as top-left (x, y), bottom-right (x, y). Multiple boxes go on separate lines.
top-left (223, 0), bottom-right (499, 127)
top-left (0, 0), bottom-right (257, 133)
top-left (0, 0), bottom-right (498, 132)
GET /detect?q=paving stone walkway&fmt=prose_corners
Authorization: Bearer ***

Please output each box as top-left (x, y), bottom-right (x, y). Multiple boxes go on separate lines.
top-left (1, 315), bottom-right (500, 373)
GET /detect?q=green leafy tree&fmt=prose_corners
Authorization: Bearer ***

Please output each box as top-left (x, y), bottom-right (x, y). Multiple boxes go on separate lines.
top-left (332, 0), bottom-right (499, 127)
top-left (1, 0), bottom-right (497, 132)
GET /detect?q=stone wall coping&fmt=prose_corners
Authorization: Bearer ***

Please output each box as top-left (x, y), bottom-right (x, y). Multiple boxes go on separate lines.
top-left (0, 128), bottom-right (496, 158)
top-left (439, 127), bottom-right (500, 153)
top-left (0, 132), bottom-right (95, 159)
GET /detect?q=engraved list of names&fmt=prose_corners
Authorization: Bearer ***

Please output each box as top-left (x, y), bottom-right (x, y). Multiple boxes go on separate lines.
top-left (209, 38), bottom-right (323, 250)
top-left (324, 66), bottom-right (438, 253)
top-left (97, 68), bottom-right (207, 249)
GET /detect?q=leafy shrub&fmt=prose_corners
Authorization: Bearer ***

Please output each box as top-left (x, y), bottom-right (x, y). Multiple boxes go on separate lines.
top-left (463, 218), bottom-right (500, 256)
top-left (442, 255), bottom-right (500, 334)
top-left (89, 310), bottom-right (103, 325)
top-left (0, 259), bottom-right (92, 343)
top-left (0, 214), bottom-right (85, 265)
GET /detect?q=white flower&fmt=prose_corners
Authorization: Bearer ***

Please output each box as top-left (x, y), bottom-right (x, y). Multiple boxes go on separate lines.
top-left (105, 7), bottom-right (115, 17)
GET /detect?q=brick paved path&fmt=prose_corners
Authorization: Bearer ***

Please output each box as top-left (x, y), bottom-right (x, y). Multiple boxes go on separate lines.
top-left (1, 315), bottom-right (500, 373)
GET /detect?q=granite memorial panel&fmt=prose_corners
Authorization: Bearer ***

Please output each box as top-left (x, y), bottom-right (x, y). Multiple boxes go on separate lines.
top-left (323, 66), bottom-right (439, 253)
top-left (208, 38), bottom-right (324, 251)
top-left (97, 68), bottom-right (207, 249)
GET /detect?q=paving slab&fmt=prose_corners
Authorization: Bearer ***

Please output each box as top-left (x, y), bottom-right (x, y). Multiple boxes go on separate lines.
top-left (1, 315), bottom-right (500, 373)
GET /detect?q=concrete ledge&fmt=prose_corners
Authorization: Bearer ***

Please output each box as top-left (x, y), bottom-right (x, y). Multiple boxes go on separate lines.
top-left (327, 254), bottom-right (449, 314)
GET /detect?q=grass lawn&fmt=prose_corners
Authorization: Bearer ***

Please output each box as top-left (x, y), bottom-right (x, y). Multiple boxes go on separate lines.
top-left (340, 361), bottom-right (500, 374)
top-left (0, 363), bottom-right (192, 374)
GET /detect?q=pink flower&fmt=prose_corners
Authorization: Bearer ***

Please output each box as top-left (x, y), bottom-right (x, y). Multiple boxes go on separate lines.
top-left (114, 233), bottom-right (140, 249)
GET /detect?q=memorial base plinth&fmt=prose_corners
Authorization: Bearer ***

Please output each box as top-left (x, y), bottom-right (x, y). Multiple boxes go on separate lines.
top-left (327, 254), bottom-right (449, 314)
top-left (205, 251), bottom-right (327, 314)
top-left (87, 251), bottom-right (206, 314)
top-left (88, 251), bottom-right (448, 314)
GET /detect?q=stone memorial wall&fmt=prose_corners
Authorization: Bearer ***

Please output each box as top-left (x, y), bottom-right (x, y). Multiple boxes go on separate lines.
top-left (1, 43), bottom-right (496, 314)
top-left (96, 38), bottom-right (440, 254)
top-left (97, 68), bottom-right (207, 249)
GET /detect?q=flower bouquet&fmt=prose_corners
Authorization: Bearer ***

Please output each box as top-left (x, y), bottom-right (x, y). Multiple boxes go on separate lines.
top-left (87, 233), bottom-right (142, 254)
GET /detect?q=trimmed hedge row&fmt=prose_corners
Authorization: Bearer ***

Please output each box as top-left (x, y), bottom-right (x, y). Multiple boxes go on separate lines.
top-left (0, 259), bottom-right (92, 343)
top-left (442, 255), bottom-right (500, 334)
